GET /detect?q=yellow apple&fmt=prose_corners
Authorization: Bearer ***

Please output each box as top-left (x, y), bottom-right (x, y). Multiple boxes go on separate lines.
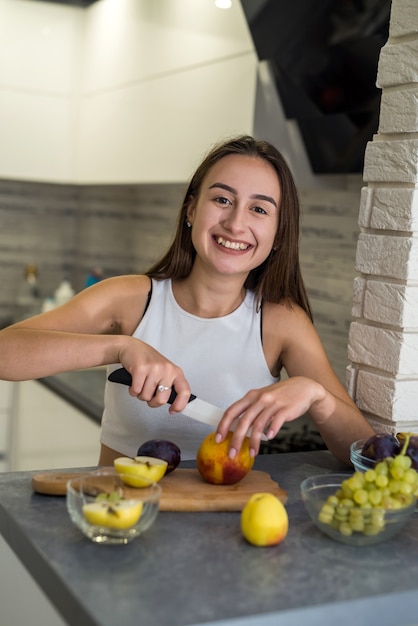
top-left (241, 492), bottom-right (288, 546)
top-left (114, 456), bottom-right (168, 487)
top-left (196, 431), bottom-right (254, 485)
top-left (82, 500), bottom-right (143, 530)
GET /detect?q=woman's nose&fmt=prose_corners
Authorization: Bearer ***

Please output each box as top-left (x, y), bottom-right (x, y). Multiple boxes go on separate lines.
top-left (222, 207), bottom-right (246, 232)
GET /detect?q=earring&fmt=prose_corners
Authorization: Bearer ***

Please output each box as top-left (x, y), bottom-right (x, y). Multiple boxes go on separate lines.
top-left (186, 219), bottom-right (192, 228)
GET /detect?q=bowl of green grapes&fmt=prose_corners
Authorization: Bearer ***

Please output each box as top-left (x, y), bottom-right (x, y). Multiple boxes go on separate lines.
top-left (301, 465), bottom-right (417, 546)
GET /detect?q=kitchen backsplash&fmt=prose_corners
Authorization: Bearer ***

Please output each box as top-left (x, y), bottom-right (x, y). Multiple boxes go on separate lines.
top-left (0, 178), bottom-right (183, 323)
top-left (0, 176), bottom-right (363, 383)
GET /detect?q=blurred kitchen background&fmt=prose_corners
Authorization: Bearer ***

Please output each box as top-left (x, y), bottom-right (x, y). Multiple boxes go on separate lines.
top-left (0, 0), bottom-right (391, 470)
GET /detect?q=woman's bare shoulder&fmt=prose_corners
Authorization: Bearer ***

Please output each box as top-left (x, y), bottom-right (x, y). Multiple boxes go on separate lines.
top-left (95, 274), bottom-right (151, 294)
top-left (263, 299), bottom-right (311, 332)
top-left (84, 274), bottom-right (152, 334)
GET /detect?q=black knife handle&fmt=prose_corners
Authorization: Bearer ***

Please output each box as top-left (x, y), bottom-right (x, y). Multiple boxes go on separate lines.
top-left (107, 367), bottom-right (196, 404)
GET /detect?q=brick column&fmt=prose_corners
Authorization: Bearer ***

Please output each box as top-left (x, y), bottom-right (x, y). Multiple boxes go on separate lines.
top-left (347, 0), bottom-right (418, 433)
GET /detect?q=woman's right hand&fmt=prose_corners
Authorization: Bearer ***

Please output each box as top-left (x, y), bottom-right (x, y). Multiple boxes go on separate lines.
top-left (117, 339), bottom-right (192, 413)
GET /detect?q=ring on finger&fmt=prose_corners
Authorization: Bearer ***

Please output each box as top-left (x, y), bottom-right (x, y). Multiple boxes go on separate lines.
top-left (157, 384), bottom-right (170, 393)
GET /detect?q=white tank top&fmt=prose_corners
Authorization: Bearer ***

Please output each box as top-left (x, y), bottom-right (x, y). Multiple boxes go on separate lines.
top-left (101, 279), bottom-right (278, 459)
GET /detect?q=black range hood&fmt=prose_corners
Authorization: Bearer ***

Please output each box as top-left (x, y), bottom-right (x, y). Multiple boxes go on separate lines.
top-left (240, 0), bottom-right (391, 174)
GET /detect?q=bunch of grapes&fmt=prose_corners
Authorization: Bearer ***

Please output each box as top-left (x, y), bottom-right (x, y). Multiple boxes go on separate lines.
top-left (319, 452), bottom-right (418, 537)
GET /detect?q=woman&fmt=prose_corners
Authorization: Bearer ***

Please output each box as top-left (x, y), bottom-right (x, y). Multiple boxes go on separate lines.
top-left (0, 135), bottom-right (374, 465)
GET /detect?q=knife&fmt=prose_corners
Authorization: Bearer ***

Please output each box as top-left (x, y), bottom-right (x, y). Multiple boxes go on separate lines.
top-left (107, 367), bottom-right (267, 440)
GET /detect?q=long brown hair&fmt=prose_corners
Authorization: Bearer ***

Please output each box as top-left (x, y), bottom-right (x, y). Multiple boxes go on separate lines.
top-left (146, 135), bottom-right (312, 320)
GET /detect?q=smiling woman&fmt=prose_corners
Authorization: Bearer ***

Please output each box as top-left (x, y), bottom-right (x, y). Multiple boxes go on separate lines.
top-left (185, 154), bottom-right (280, 285)
top-left (0, 135), bottom-right (374, 468)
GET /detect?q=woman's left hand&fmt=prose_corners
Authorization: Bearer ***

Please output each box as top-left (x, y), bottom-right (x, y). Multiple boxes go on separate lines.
top-left (215, 377), bottom-right (328, 458)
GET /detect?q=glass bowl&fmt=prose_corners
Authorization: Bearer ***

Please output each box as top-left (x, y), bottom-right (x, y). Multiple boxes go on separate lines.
top-left (66, 468), bottom-right (161, 544)
top-left (300, 473), bottom-right (416, 546)
top-left (350, 438), bottom-right (377, 472)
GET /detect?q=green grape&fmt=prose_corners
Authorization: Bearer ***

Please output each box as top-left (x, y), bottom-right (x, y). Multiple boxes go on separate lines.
top-left (353, 489), bottom-right (368, 505)
top-left (349, 509), bottom-right (365, 532)
top-left (399, 482), bottom-right (413, 496)
top-left (375, 461), bottom-right (389, 476)
top-left (397, 493), bottom-right (414, 507)
top-left (345, 473), bottom-right (365, 492)
top-left (321, 503), bottom-right (335, 516)
top-left (319, 509), bottom-right (333, 524)
top-left (388, 479), bottom-right (401, 494)
top-left (334, 505), bottom-right (349, 522)
top-left (368, 489), bottom-right (383, 506)
top-left (389, 464), bottom-right (405, 480)
top-left (375, 474), bottom-right (389, 488)
top-left (364, 469), bottom-right (377, 483)
top-left (339, 523), bottom-right (352, 536)
top-left (404, 469), bottom-right (418, 485)
top-left (370, 509), bottom-right (384, 524)
top-left (327, 495), bottom-right (339, 506)
top-left (340, 498), bottom-right (355, 509)
top-left (392, 454), bottom-right (412, 470)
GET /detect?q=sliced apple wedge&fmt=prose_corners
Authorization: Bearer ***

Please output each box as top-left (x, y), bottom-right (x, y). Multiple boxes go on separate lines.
top-left (82, 500), bottom-right (143, 530)
top-left (114, 456), bottom-right (168, 486)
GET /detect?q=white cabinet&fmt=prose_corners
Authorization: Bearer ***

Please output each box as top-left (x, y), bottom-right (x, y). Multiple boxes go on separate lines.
top-left (0, 380), bottom-right (15, 471)
top-left (0, 535), bottom-right (67, 626)
top-left (8, 380), bottom-right (101, 471)
top-left (0, 379), bottom-right (101, 624)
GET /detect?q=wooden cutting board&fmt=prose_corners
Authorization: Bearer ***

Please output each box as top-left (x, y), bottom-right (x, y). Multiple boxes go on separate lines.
top-left (32, 468), bottom-right (287, 511)
top-left (159, 469), bottom-right (287, 511)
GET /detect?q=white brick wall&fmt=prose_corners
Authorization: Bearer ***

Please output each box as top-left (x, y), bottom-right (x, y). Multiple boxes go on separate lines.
top-left (358, 187), bottom-right (418, 231)
top-left (347, 0), bottom-right (418, 433)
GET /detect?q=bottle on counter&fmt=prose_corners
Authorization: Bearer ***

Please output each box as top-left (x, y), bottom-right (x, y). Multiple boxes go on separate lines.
top-left (14, 263), bottom-right (42, 322)
top-left (84, 267), bottom-right (103, 289)
top-left (54, 278), bottom-right (75, 307)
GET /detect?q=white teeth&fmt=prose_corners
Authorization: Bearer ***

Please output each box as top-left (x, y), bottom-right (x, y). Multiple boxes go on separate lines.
top-left (216, 237), bottom-right (248, 250)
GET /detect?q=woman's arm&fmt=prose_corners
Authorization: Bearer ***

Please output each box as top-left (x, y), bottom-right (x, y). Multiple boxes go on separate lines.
top-left (0, 275), bottom-right (191, 411)
top-left (216, 301), bottom-right (374, 465)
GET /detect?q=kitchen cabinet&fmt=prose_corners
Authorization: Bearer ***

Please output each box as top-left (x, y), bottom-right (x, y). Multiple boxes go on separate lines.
top-left (0, 534), bottom-right (66, 626)
top-left (0, 380), bottom-right (15, 471)
top-left (0, 376), bottom-right (101, 625)
top-left (7, 380), bottom-right (101, 471)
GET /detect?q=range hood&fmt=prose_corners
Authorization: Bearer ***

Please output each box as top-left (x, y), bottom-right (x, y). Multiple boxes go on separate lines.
top-left (240, 0), bottom-right (391, 174)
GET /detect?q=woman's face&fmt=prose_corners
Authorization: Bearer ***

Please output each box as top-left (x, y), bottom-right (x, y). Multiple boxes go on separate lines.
top-left (187, 154), bottom-right (280, 278)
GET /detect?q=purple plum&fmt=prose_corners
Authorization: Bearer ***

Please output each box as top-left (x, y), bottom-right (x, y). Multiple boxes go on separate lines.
top-left (137, 439), bottom-right (181, 474)
top-left (361, 433), bottom-right (401, 461)
top-left (404, 436), bottom-right (418, 470)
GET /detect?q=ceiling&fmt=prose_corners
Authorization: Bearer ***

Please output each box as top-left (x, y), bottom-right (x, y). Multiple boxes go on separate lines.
top-left (26, 0), bottom-right (99, 6)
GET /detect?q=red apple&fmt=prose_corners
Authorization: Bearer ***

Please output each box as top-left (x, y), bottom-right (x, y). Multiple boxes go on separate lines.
top-left (196, 431), bottom-right (254, 485)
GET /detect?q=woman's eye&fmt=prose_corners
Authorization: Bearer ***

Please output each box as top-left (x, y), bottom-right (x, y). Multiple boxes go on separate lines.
top-left (251, 206), bottom-right (267, 215)
top-left (215, 196), bottom-right (231, 205)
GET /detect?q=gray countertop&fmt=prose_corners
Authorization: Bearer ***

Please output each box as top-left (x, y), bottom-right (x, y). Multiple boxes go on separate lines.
top-left (1, 451), bottom-right (418, 626)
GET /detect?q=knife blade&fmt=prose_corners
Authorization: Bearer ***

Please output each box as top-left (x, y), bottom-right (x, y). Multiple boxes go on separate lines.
top-left (107, 367), bottom-right (267, 440)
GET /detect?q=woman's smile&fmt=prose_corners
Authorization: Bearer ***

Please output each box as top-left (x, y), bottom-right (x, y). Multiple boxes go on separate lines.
top-left (214, 235), bottom-right (252, 251)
